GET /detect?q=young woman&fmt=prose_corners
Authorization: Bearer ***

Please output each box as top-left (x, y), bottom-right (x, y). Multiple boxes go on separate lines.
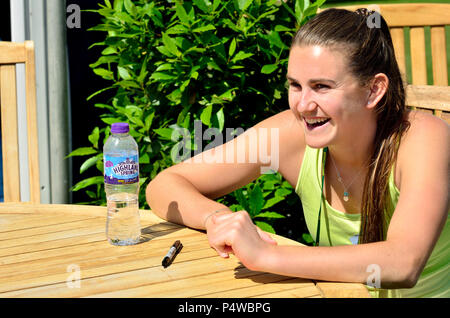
top-left (146, 9), bottom-right (449, 297)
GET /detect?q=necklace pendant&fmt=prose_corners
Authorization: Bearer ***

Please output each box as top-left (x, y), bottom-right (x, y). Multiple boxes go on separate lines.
top-left (343, 191), bottom-right (349, 202)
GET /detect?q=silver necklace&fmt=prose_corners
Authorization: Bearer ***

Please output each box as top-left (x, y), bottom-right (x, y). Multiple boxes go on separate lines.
top-left (329, 153), bottom-right (367, 202)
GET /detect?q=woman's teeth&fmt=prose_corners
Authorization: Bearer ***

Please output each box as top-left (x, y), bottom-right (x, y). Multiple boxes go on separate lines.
top-left (305, 118), bottom-right (330, 124)
top-left (304, 117), bottom-right (331, 129)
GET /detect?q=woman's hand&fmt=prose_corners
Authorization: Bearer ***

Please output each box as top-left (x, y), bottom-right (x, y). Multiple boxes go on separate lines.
top-left (205, 210), bottom-right (278, 271)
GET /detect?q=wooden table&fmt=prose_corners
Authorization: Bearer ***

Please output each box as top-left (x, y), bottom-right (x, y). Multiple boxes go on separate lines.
top-left (0, 203), bottom-right (369, 298)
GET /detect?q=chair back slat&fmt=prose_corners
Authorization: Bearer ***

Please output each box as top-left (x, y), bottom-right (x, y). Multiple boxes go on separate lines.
top-left (24, 41), bottom-right (40, 203)
top-left (0, 65), bottom-right (21, 202)
top-left (410, 27), bottom-right (428, 85)
top-left (0, 41), bottom-right (40, 203)
top-left (430, 26), bottom-right (448, 86)
top-left (390, 27), bottom-right (406, 82)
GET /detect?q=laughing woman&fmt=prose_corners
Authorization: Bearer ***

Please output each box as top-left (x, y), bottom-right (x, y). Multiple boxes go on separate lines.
top-left (146, 9), bottom-right (449, 297)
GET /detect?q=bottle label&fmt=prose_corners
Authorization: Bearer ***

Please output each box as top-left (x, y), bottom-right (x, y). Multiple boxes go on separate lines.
top-left (104, 155), bottom-right (139, 185)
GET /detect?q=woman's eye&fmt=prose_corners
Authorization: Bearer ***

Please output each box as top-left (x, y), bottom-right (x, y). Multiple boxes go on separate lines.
top-left (315, 84), bottom-right (329, 90)
top-left (289, 82), bottom-right (301, 89)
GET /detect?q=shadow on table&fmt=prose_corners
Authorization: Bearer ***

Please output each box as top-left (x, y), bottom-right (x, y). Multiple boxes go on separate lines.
top-left (233, 264), bottom-right (310, 284)
top-left (139, 222), bottom-right (183, 244)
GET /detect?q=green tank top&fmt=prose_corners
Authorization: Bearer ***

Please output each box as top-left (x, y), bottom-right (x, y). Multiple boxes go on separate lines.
top-left (295, 145), bottom-right (449, 298)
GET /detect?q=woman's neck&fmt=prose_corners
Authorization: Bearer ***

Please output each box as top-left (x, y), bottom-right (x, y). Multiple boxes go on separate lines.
top-left (327, 126), bottom-right (376, 171)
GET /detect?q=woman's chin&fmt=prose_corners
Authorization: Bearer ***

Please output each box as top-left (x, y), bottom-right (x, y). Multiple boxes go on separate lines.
top-left (303, 129), bottom-right (335, 149)
top-left (305, 140), bottom-right (330, 149)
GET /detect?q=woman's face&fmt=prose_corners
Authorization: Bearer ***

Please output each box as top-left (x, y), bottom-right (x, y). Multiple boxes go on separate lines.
top-left (287, 45), bottom-right (373, 149)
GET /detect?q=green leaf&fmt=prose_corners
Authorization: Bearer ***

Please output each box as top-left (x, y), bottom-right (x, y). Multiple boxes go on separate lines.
top-left (123, 0), bottom-right (136, 16)
top-left (70, 176), bottom-right (104, 192)
top-left (262, 196), bottom-right (284, 209)
top-left (166, 24), bottom-right (189, 35)
top-left (235, 0), bottom-right (253, 11)
top-left (175, 1), bottom-right (190, 25)
top-left (88, 127), bottom-right (100, 149)
top-left (89, 55), bottom-right (117, 68)
top-left (254, 221), bottom-right (275, 234)
top-left (65, 147), bottom-right (98, 158)
top-left (192, 25), bottom-right (216, 33)
top-left (137, 60), bottom-right (148, 84)
top-left (248, 184), bottom-right (264, 216)
top-left (234, 188), bottom-right (250, 212)
top-left (93, 68), bottom-right (114, 80)
top-left (150, 72), bottom-right (177, 81)
top-left (113, 0), bottom-right (124, 12)
top-left (274, 25), bottom-right (293, 32)
top-left (200, 104), bottom-right (213, 126)
top-left (261, 64), bottom-right (278, 74)
top-left (253, 211), bottom-right (285, 219)
top-left (275, 188), bottom-right (292, 197)
top-left (80, 155), bottom-right (101, 174)
top-left (117, 66), bottom-right (131, 80)
top-left (231, 51), bottom-right (253, 63)
top-left (153, 128), bottom-right (174, 140)
top-left (302, 233), bottom-right (314, 244)
top-left (228, 37), bottom-right (236, 58)
top-left (219, 88), bottom-right (235, 101)
top-left (267, 31), bottom-right (286, 50)
top-left (161, 32), bottom-right (180, 57)
top-left (193, 0), bottom-right (211, 13)
top-left (144, 112), bottom-right (155, 131)
top-left (215, 108), bottom-right (224, 132)
top-left (101, 117), bottom-right (120, 125)
top-left (155, 63), bottom-right (174, 72)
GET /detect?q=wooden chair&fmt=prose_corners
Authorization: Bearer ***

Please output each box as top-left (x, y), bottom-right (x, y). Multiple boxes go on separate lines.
top-left (320, 3), bottom-right (450, 86)
top-left (406, 84), bottom-right (450, 124)
top-left (0, 41), bottom-right (40, 203)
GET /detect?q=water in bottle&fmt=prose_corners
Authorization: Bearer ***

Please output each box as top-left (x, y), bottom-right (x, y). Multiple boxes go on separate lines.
top-left (103, 122), bottom-right (141, 245)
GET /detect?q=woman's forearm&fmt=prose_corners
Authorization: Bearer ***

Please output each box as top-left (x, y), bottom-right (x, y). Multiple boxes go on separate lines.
top-left (146, 171), bottom-right (231, 230)
top-left (259, 241), bottom-right (420, 289)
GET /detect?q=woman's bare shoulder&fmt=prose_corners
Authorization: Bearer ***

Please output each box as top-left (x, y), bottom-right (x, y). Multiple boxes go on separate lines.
top-left (403, 110), bottom-right (449, 143)
top-left (256, 109), bottom-right (306, 187)
top-left (255, 109), bottom-right (301, 129)
top-left (397, 110), bottom-right (449, 188)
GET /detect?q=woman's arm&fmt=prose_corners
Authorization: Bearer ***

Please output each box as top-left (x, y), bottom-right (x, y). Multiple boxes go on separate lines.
top-left (146, 110), bottom-right (303, 230)
top-left (207, 112), bottom-right (449, 289)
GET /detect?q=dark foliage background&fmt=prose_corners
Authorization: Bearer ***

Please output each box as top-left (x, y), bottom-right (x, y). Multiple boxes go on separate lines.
top-left (68, 0), bottom-right (326, 244)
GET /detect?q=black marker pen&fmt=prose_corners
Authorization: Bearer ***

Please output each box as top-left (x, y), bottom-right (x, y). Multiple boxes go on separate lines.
top-left (162, 240), bottom-right (183, 268)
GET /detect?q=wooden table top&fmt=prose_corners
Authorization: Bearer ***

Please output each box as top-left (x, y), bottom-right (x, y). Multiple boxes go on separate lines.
top-left (0, 203), bottom-right (369, 298)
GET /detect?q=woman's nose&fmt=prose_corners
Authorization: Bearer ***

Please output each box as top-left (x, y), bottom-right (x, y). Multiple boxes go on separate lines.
top-left (297, 89), bottom-right (317, 113)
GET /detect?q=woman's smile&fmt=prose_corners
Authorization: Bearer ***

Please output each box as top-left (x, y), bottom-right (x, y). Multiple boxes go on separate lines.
top-left (303, 116), bottom-right (331, 130)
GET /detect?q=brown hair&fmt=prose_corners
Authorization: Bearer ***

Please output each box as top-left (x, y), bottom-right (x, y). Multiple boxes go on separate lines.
top-left (291, 8), bottom-right (410, 243)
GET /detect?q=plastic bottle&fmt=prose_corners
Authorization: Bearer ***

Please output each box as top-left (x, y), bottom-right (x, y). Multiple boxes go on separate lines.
top-left (103, 122), bottom-right (141, 245)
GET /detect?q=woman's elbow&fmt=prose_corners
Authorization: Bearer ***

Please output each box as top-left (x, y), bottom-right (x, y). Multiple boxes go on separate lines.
top-left (145, 172), bottom-right (166, 211)
top-left (401, 261), bottom-right (422, 289)
top-left (388, 257), bottom-right (423, 289)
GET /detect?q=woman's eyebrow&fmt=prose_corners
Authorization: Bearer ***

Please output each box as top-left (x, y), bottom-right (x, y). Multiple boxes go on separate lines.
top-left (286, 75), bottom-right (336, 85)
top-left (309, 78), bottom-right (337, 85)
top-left (286, 75), bottom-right (297, 83)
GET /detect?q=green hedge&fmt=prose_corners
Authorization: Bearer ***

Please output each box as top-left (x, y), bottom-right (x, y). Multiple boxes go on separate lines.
top-left (68, 0), bottom-right (325, 243)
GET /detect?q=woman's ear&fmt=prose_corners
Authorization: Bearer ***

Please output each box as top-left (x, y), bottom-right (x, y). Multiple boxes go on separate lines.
top-left (367, 73), bottom-right (389, 109)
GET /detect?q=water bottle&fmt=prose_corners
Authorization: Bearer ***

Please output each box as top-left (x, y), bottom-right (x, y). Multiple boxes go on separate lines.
top-left (103, 122), bottom-right (141, 245)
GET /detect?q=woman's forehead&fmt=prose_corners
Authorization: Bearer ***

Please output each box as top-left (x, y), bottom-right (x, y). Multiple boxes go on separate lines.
top-left (287, 45), bottom-right (350, 81)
